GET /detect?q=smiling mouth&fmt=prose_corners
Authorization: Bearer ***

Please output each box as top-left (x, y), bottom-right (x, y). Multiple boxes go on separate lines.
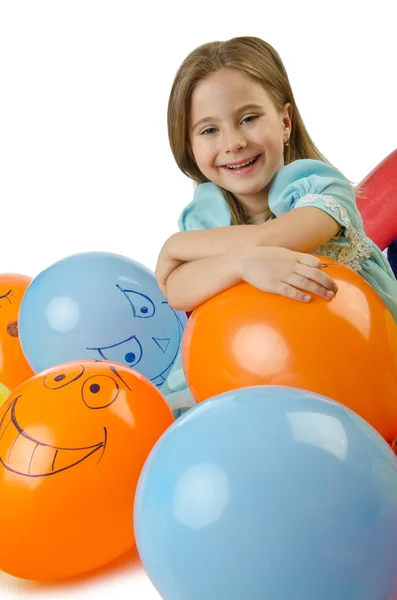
top-left (0, 399), bottom-right (106, 477)
top-left (221, 154), bottom-right (261, 170)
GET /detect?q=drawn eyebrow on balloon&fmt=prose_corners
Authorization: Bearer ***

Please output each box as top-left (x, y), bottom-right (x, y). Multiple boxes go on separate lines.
top-left (0, 289), bottom-right (15, 305)
top-left (86, 335), bottom-right (142, 358)
top-left (86, 336), bottom-right (137, 351)
top-left (109, 365), bottom-right (132, 391)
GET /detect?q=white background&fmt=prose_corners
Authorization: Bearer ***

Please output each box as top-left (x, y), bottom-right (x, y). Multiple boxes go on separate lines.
top-left (1, 1), bottom-right (396, 598)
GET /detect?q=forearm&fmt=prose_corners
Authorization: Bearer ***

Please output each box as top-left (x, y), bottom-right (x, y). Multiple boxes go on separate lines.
top-left (165, 254), bottom-right (242, 312)
top-left (166, 207), bottom-right (340, 262)
top-left (166, 224), bottom-right (256, 264)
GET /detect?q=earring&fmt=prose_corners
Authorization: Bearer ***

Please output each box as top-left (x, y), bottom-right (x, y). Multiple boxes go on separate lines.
top-left (284, 139), bottom-right (290, 147)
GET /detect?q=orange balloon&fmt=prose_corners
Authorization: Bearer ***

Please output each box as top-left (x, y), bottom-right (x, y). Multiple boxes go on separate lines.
top-left (0, 360), bottom-right (174, 580)
top-left (182, 258), bottom-right (397, 443)
top-left (0, 273), bottom-right (34, 402)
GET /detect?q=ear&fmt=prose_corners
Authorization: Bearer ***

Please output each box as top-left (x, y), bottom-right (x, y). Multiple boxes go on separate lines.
top-left (282, 102), bottom-right (293, 142)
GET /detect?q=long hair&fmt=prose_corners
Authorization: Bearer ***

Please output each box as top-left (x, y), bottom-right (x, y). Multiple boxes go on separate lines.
top-left (167, 36), bottom-right (338, 224)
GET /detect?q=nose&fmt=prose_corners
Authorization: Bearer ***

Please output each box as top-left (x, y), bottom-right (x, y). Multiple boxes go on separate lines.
top-left (224, 129), bottom-right (247, 153)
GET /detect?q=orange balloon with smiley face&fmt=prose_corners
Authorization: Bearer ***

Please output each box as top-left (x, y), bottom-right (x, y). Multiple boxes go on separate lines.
top-left (0, 273), bottom-right (34, 405)
top-left (0, 360), bottom-right (174, 580)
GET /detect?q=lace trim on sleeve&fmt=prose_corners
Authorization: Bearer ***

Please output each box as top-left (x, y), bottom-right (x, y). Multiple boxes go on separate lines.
top-left (295, 194), bottom-right (372, 272)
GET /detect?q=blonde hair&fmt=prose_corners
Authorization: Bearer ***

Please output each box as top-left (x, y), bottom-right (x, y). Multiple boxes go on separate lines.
top-left (167, 36), bottom-right (348, 225)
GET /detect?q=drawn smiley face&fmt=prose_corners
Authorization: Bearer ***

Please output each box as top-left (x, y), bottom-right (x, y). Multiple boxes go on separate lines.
top-left (0, 360), bottom-right (174, 580)
top-left (0, 363), bottom-right (114, 477)
top-left (86, 286), bottom-right (185, 388)
top-left (18, 253), bottom-right (188, 394)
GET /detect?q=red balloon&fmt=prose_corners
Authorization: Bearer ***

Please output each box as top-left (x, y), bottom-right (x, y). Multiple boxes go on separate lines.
top-left (357, 149), bottom-right (397, 250)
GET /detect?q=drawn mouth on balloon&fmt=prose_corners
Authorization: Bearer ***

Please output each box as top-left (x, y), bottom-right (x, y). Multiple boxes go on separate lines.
top-left (0, 399), bottom-right (106, 477)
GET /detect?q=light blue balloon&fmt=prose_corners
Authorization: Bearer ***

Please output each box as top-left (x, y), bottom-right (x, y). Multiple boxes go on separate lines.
top-left (134, 386), bottom-right (397, 600)
top-left (19, 252), bottom-right (186, 391)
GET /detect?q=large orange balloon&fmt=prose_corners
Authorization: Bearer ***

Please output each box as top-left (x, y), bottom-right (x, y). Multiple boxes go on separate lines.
top-left (0, 273), bottom-right (34, 402)
top-left (0, 360), bottom-right (174, 580)
top-left (182, 258), bottom-right (397, 443)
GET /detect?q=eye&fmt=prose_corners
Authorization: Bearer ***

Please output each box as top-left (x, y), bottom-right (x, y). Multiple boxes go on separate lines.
top-left (87, 335), bottom-right (143, 368)
top-left (200, 127), bottom-right (218, 136)
top-left (43, 364), bottom-right (85, 389)
top-left (116, 286), bottom-right (155, 319)
top-left (82, 375), bottom-right (119, 409)
top-left (241, 115), bottom-right (259, 125)
top-left (0, 289), bottom-right (15, 307)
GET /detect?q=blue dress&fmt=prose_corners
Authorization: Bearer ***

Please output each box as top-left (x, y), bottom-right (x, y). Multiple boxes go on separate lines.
top-left (163, 159), bottom-right (397, 403)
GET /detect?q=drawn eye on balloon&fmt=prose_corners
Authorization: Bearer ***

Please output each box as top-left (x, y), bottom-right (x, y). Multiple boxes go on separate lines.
top-left (44, 363), bottom-right (85, 389)
top-left (86, 335), bottom-right (143, 368)
top-left (82, 374), bottom-right (120, 409)
top-left (116, 285), bottom-right (155, 319)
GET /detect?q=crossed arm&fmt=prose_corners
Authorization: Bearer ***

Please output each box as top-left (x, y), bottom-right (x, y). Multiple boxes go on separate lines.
top-left (155, 206), bottom-right (341, 311)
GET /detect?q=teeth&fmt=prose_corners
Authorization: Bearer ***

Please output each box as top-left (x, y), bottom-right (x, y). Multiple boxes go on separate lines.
top-left (0, 399), bottom-right (104, 477)
top-left (6, 429), bottom-right (38, 473)
top-left (226, 157), bottom-right (256, 170)
top-left (30, 443), bottom-right (60, 474)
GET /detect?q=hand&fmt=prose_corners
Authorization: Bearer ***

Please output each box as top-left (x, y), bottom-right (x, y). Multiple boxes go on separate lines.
top-left (155, 243), bottom-right (184, 297)
top-left (238, 246), bottom-right (338, 302)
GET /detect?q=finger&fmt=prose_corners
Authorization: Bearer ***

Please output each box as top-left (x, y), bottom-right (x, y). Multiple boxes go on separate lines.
top-left (277, 282), bottom-right (311, 303)
top-left (296, 253), bottom-right (323, 269)
top-left (295, 264), bottom-right (339, 293)
top-left (284, 273), bottom-right (334, 299)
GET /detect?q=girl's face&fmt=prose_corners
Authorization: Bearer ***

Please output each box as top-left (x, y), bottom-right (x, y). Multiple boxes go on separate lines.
top-left (189, 68), bottom-right (292, 216)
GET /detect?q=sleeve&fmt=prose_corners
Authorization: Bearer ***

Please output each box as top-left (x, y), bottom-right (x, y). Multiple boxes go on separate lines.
top-left (268, 159), bottom-right (364, 241)
top-left (177, 182), bottom-right (232, 231)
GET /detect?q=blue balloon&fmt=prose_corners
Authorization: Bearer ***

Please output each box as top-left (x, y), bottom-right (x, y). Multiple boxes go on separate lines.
top-left (134, 386), bottom-right (397, 600)
top-left (19, 252), bottom-right (186, 391)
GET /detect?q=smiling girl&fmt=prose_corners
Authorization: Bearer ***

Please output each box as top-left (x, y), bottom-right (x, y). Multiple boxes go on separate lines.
top-left (156, 36), bottom-right (397, 400)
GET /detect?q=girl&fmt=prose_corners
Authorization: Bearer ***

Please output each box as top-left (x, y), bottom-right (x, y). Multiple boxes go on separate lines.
top-left (156, 36), bottom-right (397, 402)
